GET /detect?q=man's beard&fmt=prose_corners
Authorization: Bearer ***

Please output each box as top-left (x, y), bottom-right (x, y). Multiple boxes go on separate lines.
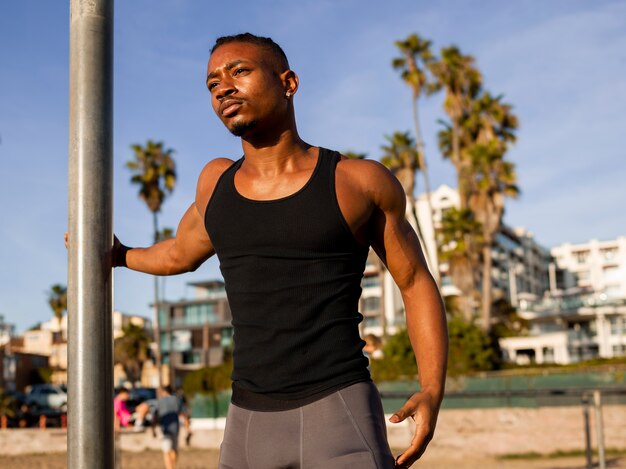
top-left (229, 119), bottom-right (258, 137)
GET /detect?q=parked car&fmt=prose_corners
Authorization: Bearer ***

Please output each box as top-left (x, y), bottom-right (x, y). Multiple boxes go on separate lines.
top-left (25, 384), bottom-right (67, 411)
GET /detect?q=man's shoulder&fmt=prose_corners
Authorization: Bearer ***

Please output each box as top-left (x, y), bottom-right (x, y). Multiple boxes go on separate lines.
top-left (195, 157), bottom-right (237, 211)
top-left (199, 157), bottom-right (237, 182)
top-left (335, 155), bottom-right (402, 200)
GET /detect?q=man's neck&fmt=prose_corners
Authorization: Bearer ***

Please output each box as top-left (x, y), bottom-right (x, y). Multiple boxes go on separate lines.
top-left (240, 129), bottom-right (314, 174)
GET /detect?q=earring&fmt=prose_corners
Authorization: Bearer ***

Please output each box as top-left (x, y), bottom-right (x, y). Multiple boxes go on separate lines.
top-left (286, 91), bottom-right (292, 98)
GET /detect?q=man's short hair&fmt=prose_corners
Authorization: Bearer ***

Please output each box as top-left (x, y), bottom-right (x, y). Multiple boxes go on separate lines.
top-left (210, 33), bottom-right (290, 72)
top-left (160, 385), bottom-right (173, 395)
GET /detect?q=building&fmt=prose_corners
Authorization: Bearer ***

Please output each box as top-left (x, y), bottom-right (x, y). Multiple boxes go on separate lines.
top-left (499, 290), bottom-right (626, 364)
top-left (492, 226), bottom-right (552, 306)
top-left (499, 236), bottom-right (626, 365)
top-left (156, 280), bottom-right (233, 387)
top-left (17, 311), bottom-right (151, 386)
top-left (551, 237), bottom-right (626, 299)
top-left (359, 251), bottom-right (404, 337)
top-left (1, 339), bottom-right (49, 392)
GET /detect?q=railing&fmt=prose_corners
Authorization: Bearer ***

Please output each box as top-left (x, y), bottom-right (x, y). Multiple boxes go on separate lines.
top-left (519, 293), bottom-right (626, 315)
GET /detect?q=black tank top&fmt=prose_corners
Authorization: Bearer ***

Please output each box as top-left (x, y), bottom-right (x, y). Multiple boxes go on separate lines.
top-left (204, 147), bottom-right (371, 411)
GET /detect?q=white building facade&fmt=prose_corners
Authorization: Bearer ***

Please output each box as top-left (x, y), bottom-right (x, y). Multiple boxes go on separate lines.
top-left (551, 237), bottom-right (626, 299)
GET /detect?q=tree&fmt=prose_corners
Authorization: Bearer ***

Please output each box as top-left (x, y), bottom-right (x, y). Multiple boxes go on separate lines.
top-left (343, 151), bottom-right (367, 160)
top-left (380, 131), bottom-right (434, 270)
top-left (126, 140), bottom-right (177, 385)
top-left (437, 207), bottom-right (483, 320)
top-left (465, 93), bottom-right (519, 331)
top-left (491, 298), bottom-right (528, 338)
top-left (430, 46), bottom-right (482, 208)
top-left (47, 284), bottom-right (67, 323)
top-left (393, 33), bottom-right (441, 284)
top-left (114, 323), bottom-right (152, 386)
top-left (369, 328), bottom-right (417, 382)
top-left (447, 314), bottom-right (500, 377)
top-left (0, 389), bottom-right (16, 428)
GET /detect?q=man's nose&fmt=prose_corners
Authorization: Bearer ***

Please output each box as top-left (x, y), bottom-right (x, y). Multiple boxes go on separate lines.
top-left (216, 80), bottom-right (236, 101)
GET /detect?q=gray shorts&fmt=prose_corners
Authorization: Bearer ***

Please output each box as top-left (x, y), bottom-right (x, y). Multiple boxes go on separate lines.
top-left (161, 434), bottom-right (178, 452)
top-left (219, 381), bottom-right (395, 469)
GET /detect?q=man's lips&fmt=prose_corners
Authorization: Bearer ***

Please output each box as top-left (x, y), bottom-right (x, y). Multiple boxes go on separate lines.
top-left (219, 99), bottom-right (244, 117)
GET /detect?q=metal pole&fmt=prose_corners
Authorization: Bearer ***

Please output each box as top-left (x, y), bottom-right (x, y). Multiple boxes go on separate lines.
top-left (593, 390), bottom-right (606, 469)
top-left (582, 393), bottom-right (593, 469)
top-left (68, 1), bottom-right (114, 468)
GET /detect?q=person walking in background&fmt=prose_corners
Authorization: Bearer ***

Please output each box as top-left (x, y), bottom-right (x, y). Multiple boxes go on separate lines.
top-left (152, 385), bottom-right (190, 469)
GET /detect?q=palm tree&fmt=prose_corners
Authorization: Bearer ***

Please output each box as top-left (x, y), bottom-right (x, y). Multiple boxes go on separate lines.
top-left (47, 284), bottom-right (67, 324)
top-left (437, 207), bottom-right (484, 320)
top-left (114, 323), bottom-right (151, 386)
top-left (343, 151), bottom-right (367, 160)
top-left (467, 142), bottom-right (519, 331)
top-left (380, 131), bottom-right (435, 271)
top-left (463, 92), bottom-right (519, 330)
top-left (393, 34), bottom-right (441, 284)
top-left (430, 46), bottom-right (482, 207)
top-left (126, 140), bottom-right (177, 385)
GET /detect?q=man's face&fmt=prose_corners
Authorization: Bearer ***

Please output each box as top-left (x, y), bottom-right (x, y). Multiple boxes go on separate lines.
top-left (206, 42), bottom-right (288, 137)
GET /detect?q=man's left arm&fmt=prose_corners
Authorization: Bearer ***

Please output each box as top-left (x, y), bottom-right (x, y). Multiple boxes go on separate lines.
top-left (366, 163), bottom-right (448, 468)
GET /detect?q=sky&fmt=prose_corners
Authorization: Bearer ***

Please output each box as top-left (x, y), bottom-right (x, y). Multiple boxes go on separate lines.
top-left (1, 0), bottom-right (625, 333)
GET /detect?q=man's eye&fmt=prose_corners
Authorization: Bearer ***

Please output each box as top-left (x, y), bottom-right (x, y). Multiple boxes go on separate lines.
top-left (208, 82), bottom-right (218, 90)
top-left (234, 68), bottom-right (247, 76)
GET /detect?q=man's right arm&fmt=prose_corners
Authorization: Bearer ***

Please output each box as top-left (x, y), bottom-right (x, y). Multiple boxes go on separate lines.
top-left (116, 158), bottom-right (233, 275)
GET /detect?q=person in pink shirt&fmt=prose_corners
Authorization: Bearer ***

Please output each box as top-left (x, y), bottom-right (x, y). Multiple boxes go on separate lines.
top-left (114, 387), bottom-right (132, 430)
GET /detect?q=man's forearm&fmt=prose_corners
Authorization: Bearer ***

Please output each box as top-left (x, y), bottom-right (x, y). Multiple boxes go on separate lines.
top-left (404, 275), bottom-right (448, 400)
top-left (121, 239), bottom-right (191, 276)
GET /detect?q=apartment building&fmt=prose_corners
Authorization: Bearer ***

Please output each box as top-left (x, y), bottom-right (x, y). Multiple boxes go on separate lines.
top-left (551, 237), bottom-right (626, 299)
top-left (499, 290), bottom-right (626, 364)
top-left (414, 185), bottom-right (553, 305)
top-left (18, 311), bottom-right (151, 385)
top-left (499, 237), bottom-right (626, 364)
top-left (156, 280), bottom-right (233, 387)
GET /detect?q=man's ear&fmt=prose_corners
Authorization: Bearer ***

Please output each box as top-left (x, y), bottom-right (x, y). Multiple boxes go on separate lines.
top-left (281, 69), bottom-right (299, 97)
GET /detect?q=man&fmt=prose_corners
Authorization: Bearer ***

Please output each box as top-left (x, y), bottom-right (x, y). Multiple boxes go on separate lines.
top-left (98, 33), bottom-right (446, 468)
top-left (151, 385), bottom-right (190, 469)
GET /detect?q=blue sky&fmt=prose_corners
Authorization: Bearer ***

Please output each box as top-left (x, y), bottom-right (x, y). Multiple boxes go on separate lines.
top-left (1, 0), bottom-right (625, 333)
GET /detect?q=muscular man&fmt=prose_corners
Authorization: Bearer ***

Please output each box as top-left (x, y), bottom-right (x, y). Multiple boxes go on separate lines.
top-left (112, 33), bottom-right (447, 468)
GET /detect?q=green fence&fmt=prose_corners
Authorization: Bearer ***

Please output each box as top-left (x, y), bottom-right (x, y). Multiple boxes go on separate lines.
top-left (378, 368), bottom-right (626, 411)
top-left (188, 369), bottom-right (626, 417)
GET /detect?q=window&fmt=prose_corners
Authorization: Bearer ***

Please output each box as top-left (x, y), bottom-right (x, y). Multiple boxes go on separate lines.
top-left (182, 351), bottom-right (201, 364)
top-left (362, 297), bottom-right (381, 313)
top-left (160, 333), bottom-right (170, 352)
top-left (575, 270), bottom-right (590, 284)
top-left (574, 250), bottom-right (589, 264)
top-left (610, 317), bottom-right (626, 335)
top-left (603, 266), bottom-right (620, 283)
top-left (362, 276), bottom-right (380, 288)
top-left (364, 316), bottom-right (380, 328)
top-left (612, 345), bottom-right (626, 356)
top-left (605, 285), bottom-right (621, 298)
top-left (601, 247), bottom-right (618, 261)
top-left (183, 303), bottom-right (217, 325)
